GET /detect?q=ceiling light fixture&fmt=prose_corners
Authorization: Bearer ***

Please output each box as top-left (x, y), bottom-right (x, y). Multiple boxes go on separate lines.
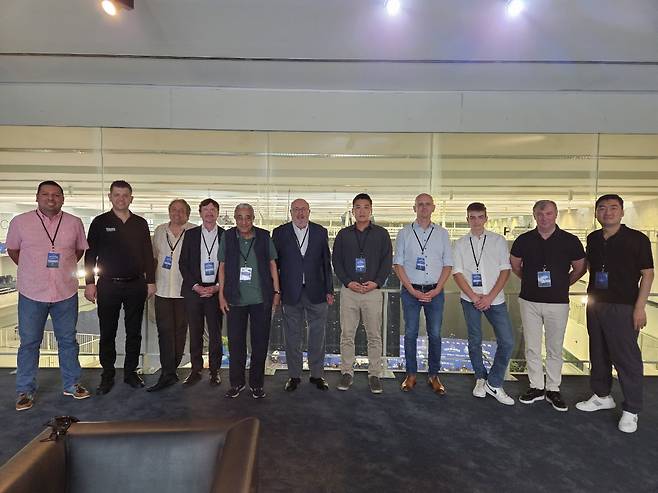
top-left (101, 0), bottom-right (134, 16)
top-left (385, 0), bottom-right (401, 16)
top-left (506, 0), bottom-right (525, 18)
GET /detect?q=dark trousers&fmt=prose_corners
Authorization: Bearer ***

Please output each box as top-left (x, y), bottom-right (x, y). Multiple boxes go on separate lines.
top-left (184, 294), bottom-right (223, 373)
top-left (587, 301), bottom-right (643, 413)
top-left (96, 277), bottom-right (147, 378)
top-left (154, 296), bottom-right (188, 379)
top-left (227, 303), bottom-right (272, 388)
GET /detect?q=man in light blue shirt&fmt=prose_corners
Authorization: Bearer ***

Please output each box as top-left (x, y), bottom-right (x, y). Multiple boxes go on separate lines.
top-left (393, 193), bottom-right (452, 395)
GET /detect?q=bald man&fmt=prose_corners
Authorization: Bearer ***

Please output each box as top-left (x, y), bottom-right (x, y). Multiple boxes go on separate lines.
top-left (272, 199), bottom-right (334, 392)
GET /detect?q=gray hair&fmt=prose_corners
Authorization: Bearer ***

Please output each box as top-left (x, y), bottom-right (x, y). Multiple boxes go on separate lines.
top-left (234, 203), bottom-right (255, 218)
top-left (532, 200), bottom-right (558, 213)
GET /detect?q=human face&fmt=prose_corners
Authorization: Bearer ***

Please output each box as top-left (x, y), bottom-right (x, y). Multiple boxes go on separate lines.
top-left (596, 198), bottom-right (624, 228)
top-left (352, 199), bottom-right (372, 224)
top-left (108, 186), bottom-right (133, 212)
top-left (467, 210), bottom-right (487, 233)
top-left (235, 207), bottom-right (254, 235)
top-left (533, 204), bottom-right (558, 231)
top-left (199, 203), bottom-right (219, 227)
top-left (169, 201), bottom-right (190, 226)
top-left (413, 194), bottom-right (435, 222)
top-left (36, 184), bottom-right (64, 217)
top-left (290, 199), bottom-right (310, 228)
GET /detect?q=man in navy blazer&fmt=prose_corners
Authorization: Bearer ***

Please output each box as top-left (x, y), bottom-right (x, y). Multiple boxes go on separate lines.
top-left (272, 198), bottom-right (334, 391)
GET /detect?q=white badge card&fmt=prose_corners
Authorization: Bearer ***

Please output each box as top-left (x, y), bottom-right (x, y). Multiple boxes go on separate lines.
top-left (46, 251), bottom-right (60, 268)
top-left (240, 266), bottom-right (253, 281)
top-left (162, 255), bottom-right (173, 270)
top-left (204, 261), bottom-right (215, 277)
top-left (415, 256), bottom-right (426, 271)
top-left (471, 272), bottom-right (483, 287)
top-left (595, 271), bottom-right (609, 290)
top-left (537, 270), bottom-right (552, 288)
top-left (355, 257), bottom-right (367, 273)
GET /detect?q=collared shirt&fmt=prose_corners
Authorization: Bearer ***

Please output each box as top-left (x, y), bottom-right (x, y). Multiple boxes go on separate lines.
top-left (6, 209), bottom-right (88, 303)
top-left (393, 221), bottom-right (453, 286)
top-left (200, 224), bottom-right (220, 284)
top-left (332, 222), bottom-right (392, 288)
top-left (84, 210), bottom-right (156, 284)
top-left (152, 221), bottom-right (195, 298)
top-left (293, 222), bottom-right (309, 283)
top-left (452, 229), bottom-right (511, 305)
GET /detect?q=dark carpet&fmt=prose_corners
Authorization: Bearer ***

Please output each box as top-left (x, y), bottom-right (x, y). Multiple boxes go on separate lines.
top-left (1, 369), bottom-right (656, 493)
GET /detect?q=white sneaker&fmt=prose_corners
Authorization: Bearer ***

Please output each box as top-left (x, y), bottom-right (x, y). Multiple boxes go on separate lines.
top-left (575, 394), bottom-right (616, 412)
top-left (485, 382), bottom-right (515, 406)
top-left (473, 378), bottom-right (486, 398)
top-left (618, 411), bottom-right (638, 433)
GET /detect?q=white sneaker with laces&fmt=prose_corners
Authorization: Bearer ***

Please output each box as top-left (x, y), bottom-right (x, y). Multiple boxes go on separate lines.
top-left (485, 382), bottom-right (515, 406)
top-left (618, 411), bottom-right (638, 433)
top-left (575, 394), bottom-right (616, 412)
top-left (473, 378), bottom-right (486, 398)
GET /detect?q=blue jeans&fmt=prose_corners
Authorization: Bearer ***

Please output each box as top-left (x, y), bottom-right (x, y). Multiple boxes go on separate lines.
top-left (401, 288), bottom-right (444, 375)
top-left (460, 299), bottom-right (514, 388)
top-left (16, 293), bottom-right (81, 394)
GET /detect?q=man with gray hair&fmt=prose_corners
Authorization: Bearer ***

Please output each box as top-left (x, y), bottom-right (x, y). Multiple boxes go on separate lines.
top-left (510, 200), bottom-right (586, 411)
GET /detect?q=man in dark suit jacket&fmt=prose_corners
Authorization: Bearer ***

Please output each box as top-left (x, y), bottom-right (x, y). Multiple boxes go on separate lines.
top-left (178, 198), bottom-right (225, 387)
top-left (272, 198), bottom-right (334, 392)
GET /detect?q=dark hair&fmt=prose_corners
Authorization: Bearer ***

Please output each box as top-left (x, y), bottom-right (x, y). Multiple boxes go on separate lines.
top-left (466, 202), bottom-right (487, 214)
top-left (37, 180), bottom-right (63, 195)
top-left (199, 198), bottom-right (219, 212)
top-left (352, 193), bottom-right (372, 206)
top-left (595, 194), bottom-right (624, 209)
top-left (168, 198), bottom-right (191, 216)
top-left (109, 180), bottom-right (132, 193)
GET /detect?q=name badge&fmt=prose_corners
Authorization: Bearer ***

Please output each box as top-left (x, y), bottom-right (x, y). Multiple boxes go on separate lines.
top-left (240, 266), bottom-right (253, 281)
top-left (537, 270), bottom-right (552, 288)
top-left (472, 272), bottom-right (483, 287)
top-left (162, 255), bottom-right (173, 270)
top-left (355, 257), bottom-right (367, 273)
top-left (46, 251), bottom-right (60, 268)
top-left (415, 256), bottom-right (426, 271)
top-left (105, 227), bottom-right (116, 232)
top-left (204, 261), bottom-right (215, 277)
top-left (595, 271), bottom-right (609, 290)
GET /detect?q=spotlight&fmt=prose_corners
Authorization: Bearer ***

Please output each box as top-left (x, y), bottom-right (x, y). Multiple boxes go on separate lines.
top-left (101, 0), bottom-right (134, 16)
top-left (385, 0), bottom-right (401, 16)
top-left (506, 0), bottom-right (525, 17)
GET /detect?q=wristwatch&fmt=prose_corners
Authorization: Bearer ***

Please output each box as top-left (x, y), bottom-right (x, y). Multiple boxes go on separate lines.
top-left (273, 290), bottom-right (281, 294)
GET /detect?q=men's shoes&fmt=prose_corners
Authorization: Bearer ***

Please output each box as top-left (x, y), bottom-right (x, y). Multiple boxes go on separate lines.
top-left (401, 374), bottom-right (417, 392)
top-left (124, 372), bottom-right (145, 389)
top-left (209, 371), bottom-right (221, 387)
top-left (251, 387), bottom-right (266, 399)
top-left (485, 382), bottom-right (515, 406)
top-left (336, 373), bottom-right (353, 391)
top-left (368, 376), bottom-right (383, 394)
top-left (15, 393), bottom-right (34, 411)
top-left (285, 377), bottom-right (301, 392)
top-left (63, 383), bottom-right (91, 400)
top-left (575, 394), bottom-right (616, 412)
top-left (309, 377), bottom-right (329, 391)
top-left (427, 375), bottom-right (446, 395)
top-left (96, 377), bottom-right (115, 395)
top-left (618, 411), bottom-right (638, 433)
top-left (472, 378), bottom-right (486, 398)
top-left (146, 376), bottom-right (177, 392)
top-left (519, 387), bottom-right (545, 404)
top-left (545, 391), bottom-right (568, 412)
top-left (224, 385), bottom-right (246, 398)
top-left (183, 371), bottom-right (202, 386)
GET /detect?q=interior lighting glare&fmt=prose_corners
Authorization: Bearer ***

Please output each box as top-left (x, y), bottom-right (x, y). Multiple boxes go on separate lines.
top-left (385, 0), bottom-right (401, 16)
top-left (101, 0), bottom-right (134, 16)
top-left (506, 0), bottom-right (525, 17)
top-left (101, 0), bottom-right (117, 16)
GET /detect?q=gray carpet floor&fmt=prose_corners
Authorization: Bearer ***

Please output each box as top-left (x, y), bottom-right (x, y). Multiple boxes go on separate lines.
top-left (1, 369), bottom-right (656, 493)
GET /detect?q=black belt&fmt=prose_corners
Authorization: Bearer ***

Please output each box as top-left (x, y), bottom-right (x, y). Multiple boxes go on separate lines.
top-left (199, 282), bottom-right (216, 287)
top-left (102, 276), bottom-right (140, 283)
top-left (411, 283), bottom-right (437, 293)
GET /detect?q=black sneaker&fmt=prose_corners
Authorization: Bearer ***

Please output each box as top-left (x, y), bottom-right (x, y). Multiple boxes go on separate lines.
top-left (251, 387), bottom-right (266, 399)
top-left (224, 385), bottom-right (245, 398)
top-left (546, 391), bottom-right (568, 412)
top-left (519, 387), bottom-right (545, 404)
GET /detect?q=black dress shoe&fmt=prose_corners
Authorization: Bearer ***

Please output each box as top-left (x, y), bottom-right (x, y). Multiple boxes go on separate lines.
top-left (284, 377), bottom-right (301, 392)
top-left (183, 371), bottom-right (202, 386)
top-left (309, 377), bottom-right (329, 391)
top-left (146, 376), bottom-right (177, 392)
top-left (209, 372), bottom-right (221, 386)
top-left (96, 378), bottom-right (114, 395)
top-left (124, 372), bottom-right (145, 388)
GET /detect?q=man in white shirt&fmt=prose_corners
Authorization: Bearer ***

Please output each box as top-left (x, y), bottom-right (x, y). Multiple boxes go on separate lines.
top-left (452, 202), bottom-right (515, 405)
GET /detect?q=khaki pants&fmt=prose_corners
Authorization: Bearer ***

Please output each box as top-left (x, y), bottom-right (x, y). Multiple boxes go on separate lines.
top-left (339, 286), bottom-right (384, 377)
top-left (519, 299), bottom-right (570, 391)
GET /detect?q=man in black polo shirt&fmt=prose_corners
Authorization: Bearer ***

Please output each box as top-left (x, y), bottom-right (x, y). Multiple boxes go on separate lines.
top-left (510, 200), bottom-right (586, 411)
top-left (84, 180), bottom-right (156, 395)
top-left (576, 194), bottom-right (654, 433)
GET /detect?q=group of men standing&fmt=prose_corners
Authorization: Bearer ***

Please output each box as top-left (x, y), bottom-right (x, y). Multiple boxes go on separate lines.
top-left (6, 181), bottom-right (654, 433)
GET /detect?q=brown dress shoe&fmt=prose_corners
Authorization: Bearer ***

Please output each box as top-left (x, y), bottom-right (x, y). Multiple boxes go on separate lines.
top-left (427, 375), bottom-right (446, 395)
top-left (401, 374), bottom-right (417, 392)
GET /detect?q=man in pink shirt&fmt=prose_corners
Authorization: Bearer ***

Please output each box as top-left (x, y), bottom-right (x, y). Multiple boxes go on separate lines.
top-left (6, 181), bottom-right (91, 411)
